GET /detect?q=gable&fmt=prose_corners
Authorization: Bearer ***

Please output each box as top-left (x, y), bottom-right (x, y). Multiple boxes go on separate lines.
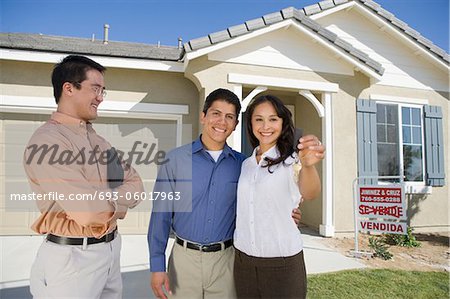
top-left (184, 8), bottom-right (384, 80)
top-left (208, 26), bottom-right (354, 76)
top-left (314, 4), bottom-right (449, 91)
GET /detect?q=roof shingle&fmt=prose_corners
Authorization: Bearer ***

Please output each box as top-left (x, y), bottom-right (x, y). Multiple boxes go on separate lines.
top-left (1, 0), bottom-right (447, 67)
top-left (263, 12), bottom-right (284, 25)
top-left (245, 18), bottom-right (266, 31)
top-left (0, 33), bottom-right (183, 61)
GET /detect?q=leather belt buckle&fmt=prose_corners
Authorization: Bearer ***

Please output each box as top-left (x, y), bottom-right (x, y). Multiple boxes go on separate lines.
top-left (46, 228), bottom-right (117, 247)
top-left (104, 230), bottom-right (116, 242)
top-left (175, 236), bottom-right (233, 252)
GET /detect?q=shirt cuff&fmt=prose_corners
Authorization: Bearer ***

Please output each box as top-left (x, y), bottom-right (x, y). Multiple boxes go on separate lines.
top-left (105, 190), bottom-right (118, 222)
top-left (150, 256), bottom-right (166, 272)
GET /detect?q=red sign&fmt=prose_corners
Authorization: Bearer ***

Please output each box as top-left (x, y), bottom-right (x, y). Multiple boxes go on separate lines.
top-left (359, 220), bottom-right (407, 235)
top-left (357, 185), bottom-right (406, 220)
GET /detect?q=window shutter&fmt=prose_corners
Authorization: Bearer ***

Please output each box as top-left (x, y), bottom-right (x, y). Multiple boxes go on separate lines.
top-left (424, 105), bottom-right (445, 186)
top-left (356, 99), bottom-right (378, 185)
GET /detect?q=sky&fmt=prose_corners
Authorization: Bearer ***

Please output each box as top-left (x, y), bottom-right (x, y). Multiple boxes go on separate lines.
top-left (1, 0), bottom-right (449, 52)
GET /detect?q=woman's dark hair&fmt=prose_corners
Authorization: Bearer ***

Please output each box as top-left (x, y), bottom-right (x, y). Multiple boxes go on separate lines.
top-left (246, 95), bottom-right (295, 171)
top-left (52, 55), bottom-right (106, 104)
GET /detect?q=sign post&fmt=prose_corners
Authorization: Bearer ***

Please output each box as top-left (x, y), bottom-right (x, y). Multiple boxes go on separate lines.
top-left (351, 176), bottom-right (407, 258)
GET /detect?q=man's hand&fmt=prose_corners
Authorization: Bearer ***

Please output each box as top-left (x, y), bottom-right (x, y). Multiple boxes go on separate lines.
top-left (151, 272), bottom-right (172, 299)
top-left (292, 208), bottom-right (302, 225)
top-left (107, 147), bottom-right (124, 189)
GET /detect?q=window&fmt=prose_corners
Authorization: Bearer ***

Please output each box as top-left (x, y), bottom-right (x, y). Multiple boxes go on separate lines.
top-left (357, 99), bottom-right (444, 187)
top-left (376, 104), bottom-right (424, 183)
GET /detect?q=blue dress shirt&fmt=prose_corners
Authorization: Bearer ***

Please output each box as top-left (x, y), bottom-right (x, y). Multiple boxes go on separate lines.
top-left (147, 136), bottom-right (246, 272)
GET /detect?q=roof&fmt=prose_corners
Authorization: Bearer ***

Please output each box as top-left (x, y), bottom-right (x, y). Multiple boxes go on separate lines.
top-left (185, 6), bottom-right (385, 75)
top-left (0, 33), bottom-right (183, 61)
top-left (184, 0), bottom-right (448, 71)
top-left (306, 0), bottom-right (449, 63)
top-left (1, 0), bottom-right (447, 69)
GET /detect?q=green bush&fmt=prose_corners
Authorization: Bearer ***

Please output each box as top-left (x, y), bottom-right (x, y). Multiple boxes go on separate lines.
top-left (383, 227), bottom-right (421, 247)
top-left (368, 236), bottom-right (393, 260)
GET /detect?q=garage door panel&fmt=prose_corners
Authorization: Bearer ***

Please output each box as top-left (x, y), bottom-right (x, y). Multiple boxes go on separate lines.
top-left (0, 209), bottom-right (34, 235)
top-left (2, 115), bottom-right (179, 235)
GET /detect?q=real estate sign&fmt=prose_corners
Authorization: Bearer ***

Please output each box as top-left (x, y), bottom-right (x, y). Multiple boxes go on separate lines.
top-left (357, 185), bottom-right (407, 235)
top-left (358, 219), bottom-right (407, 234)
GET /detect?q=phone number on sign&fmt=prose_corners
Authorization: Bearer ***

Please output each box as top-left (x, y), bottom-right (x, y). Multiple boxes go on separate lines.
top-left (100, 191), bottom-right (181, 201)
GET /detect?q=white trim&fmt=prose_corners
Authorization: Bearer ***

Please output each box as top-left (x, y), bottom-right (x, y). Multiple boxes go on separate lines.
top-left (1, 95), bottom-right (186, 146)
top-left (0, 49), bottom-right (184, 73)
top-left (369, 94), bottom-right (429, 105)
top-left (299, 90), bottom-right (325, 118)
top-left (310, 2), bottom-right (355, 20)
top-left (241, 86), bottom-right (268, 112)
top-left (232, 84), bottom-right (243, 152)
top-left (0, 279), bottom-right (30, 290)
top-left (376, 102), bottom-right (427, 186)
top-left (0, 95), bottom-right (189, 115)
top-left (320, 92), bottom-right (335, 237)
top-left (0, 95), bottom-right (189, 146)
top-left (406, 185), bottom-right (432, 194)
top-left (235, 84), bottom-right (268, 151)
top-left (311, 1), bottom-right (448, 71)
top-left (185, 20), bottom-right (292, 61)
top-left (185, 19), bottom-right (382, 81)
top-left (289, 21), bottom-right (382, 81)
top-left (351, 3), bottom-right (449, 71)
top-left (399, 105), bottom-right (426, 185)
top-left (378, 182), bottom-right (432, 194)
top-left (228, 73), bottom-right (339, 93)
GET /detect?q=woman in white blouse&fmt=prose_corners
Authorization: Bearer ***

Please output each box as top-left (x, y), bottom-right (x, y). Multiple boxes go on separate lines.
top-left (233, 95), bottom-right (325, 298)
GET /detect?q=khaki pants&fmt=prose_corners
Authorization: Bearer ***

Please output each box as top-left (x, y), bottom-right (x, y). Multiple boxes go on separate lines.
top-left (30, 234), bottom-right (122, 299)
top-left (167, 242), bottom-right (236, 299)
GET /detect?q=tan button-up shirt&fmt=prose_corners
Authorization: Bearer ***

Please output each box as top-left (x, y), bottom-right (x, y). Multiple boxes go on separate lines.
top-left (23, 112), bottom-right (144, 238)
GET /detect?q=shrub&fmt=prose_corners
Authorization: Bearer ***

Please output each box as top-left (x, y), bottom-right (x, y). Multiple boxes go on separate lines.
top-left (383, 227), bottom-right (421, 248)
top-left (368, 236), bottom-right (393, 260)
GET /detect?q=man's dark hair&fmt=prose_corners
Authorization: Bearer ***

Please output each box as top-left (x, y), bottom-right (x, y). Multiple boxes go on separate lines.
top-left (52, 55), bottom-right (106, 104)
top-left (202, 88), bottom-right (241, 116)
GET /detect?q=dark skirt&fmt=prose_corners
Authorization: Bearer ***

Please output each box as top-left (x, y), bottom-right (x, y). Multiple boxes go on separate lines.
top-left (234, 248), bottom-right (307, 299)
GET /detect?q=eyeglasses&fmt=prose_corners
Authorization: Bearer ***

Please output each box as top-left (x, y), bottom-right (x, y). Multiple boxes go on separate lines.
top-left (91, 85), bottom-right (107, 98)
top-left (71, 81), bottom-right (107, 98)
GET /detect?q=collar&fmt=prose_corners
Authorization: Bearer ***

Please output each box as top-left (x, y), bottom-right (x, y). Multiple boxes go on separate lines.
top-left (192, 135), bottom-right (237, 160)
top-left (50, 111), bottom-right (94, 135)
top-left (253, 144), bottom-right (280, 160)
top-left (252, 144), bottom-right (280, 165)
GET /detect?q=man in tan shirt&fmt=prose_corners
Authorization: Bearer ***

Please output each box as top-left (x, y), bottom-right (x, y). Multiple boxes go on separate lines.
top-left (23, 55), bottom-right (144, 298)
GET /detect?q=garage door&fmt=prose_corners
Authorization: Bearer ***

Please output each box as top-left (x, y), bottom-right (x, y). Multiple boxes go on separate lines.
top-left (1, 112), bottom-right (178, 235)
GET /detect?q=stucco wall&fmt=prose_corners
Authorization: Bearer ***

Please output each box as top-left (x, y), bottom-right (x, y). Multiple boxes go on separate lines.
top-left (0, 59), bottom-right (200, 236)
top-left (186, 56), bottom-right (449, 235)
top-left (1, 60), bottom-right (200, 142)
top-left (186, 57), bottom-right (328, 228)
top-left (359, 84), bottom-right (449, 234)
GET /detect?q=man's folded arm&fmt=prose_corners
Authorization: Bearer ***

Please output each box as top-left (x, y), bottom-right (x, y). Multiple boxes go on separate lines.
top-left (24, 136), bottom-right (117, 230)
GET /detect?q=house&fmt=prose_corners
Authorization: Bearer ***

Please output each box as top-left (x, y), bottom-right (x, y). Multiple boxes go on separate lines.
top-left (0, 0), bottom-right (448, 287)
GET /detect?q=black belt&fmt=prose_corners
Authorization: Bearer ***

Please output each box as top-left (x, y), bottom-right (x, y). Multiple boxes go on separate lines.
top-left (175, 236), bottom-right (233, 252)
top-left (46, 228), bottom-right (117, 246)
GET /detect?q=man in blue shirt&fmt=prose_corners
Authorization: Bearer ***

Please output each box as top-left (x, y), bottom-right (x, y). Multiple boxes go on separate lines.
top-left (148, 89), bottom-right (301, 299)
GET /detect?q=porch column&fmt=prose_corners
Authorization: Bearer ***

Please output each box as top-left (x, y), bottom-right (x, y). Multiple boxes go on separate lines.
top-left (231, 84), bottom-right (243, 151)
top-left (319, 92), bottom-right (335, 237)
top-left (231, 85), bottom-right (267, 151)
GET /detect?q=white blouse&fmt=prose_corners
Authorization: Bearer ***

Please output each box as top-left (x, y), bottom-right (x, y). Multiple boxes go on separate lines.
top-left (234, 145), bottom-right (303, 258)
